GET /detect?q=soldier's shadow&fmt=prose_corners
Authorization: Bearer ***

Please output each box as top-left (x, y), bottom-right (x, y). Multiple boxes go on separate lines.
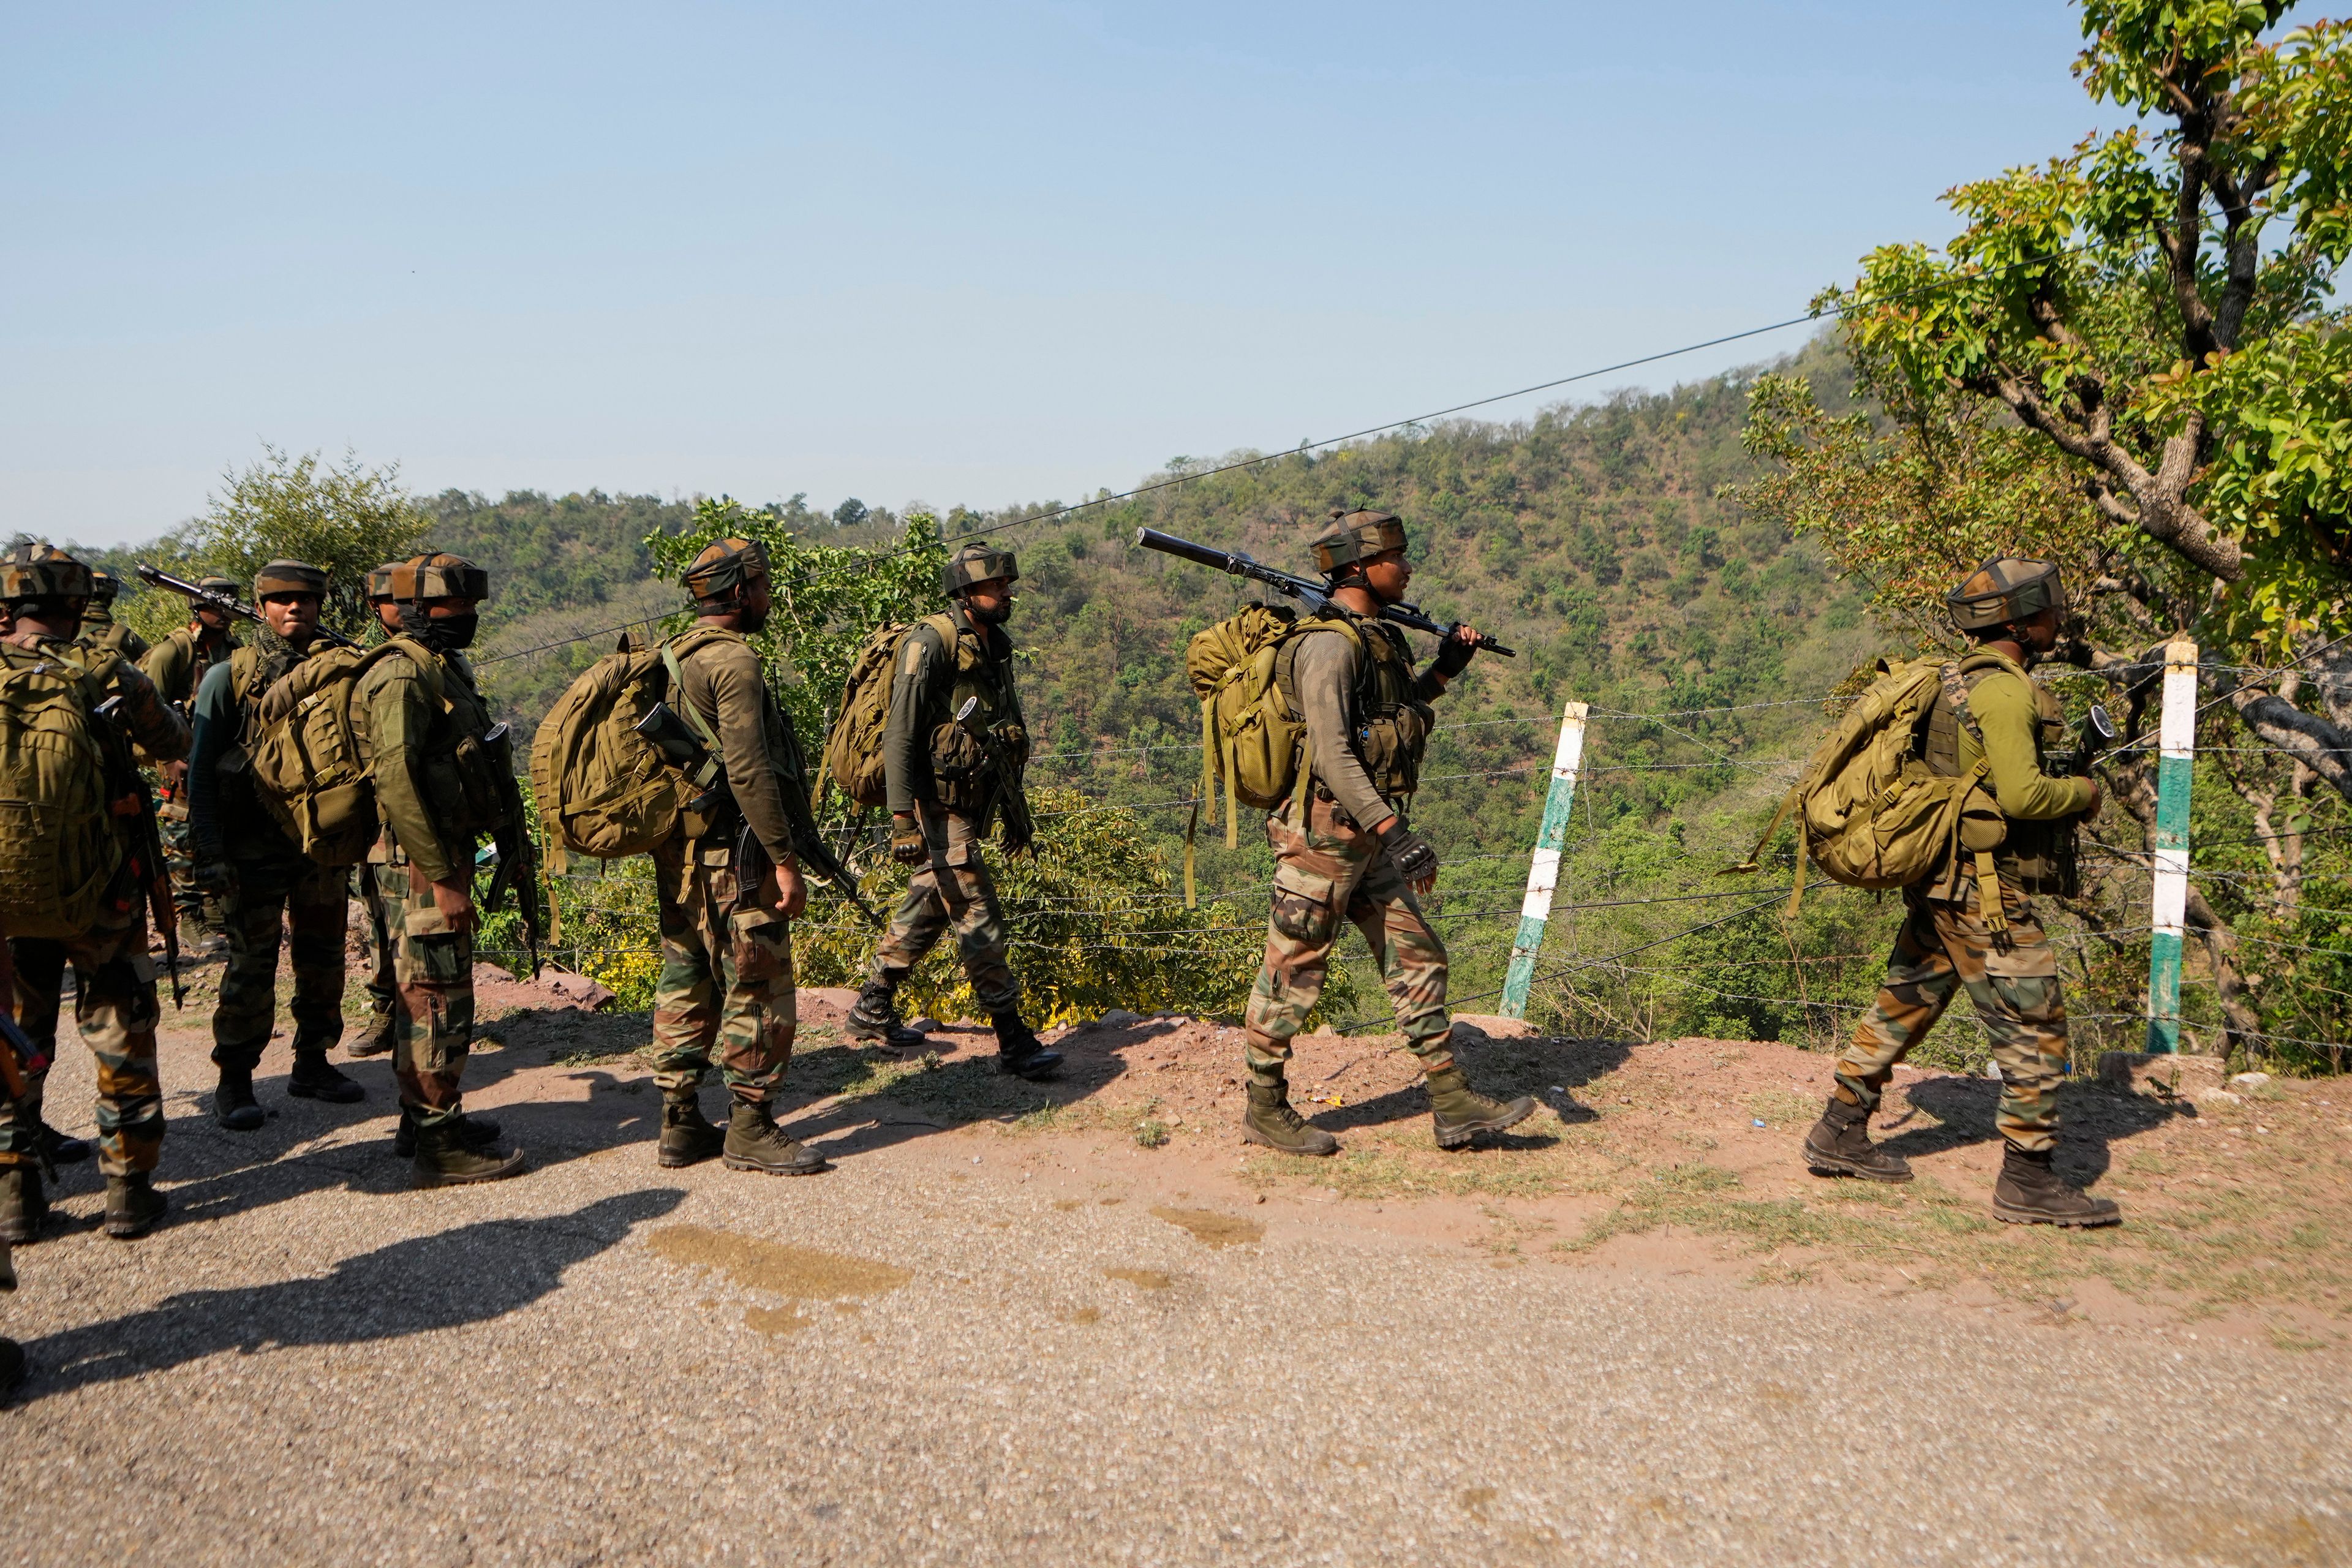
top-left (1879, 1076), bottom-right (2189, 1183)
top-left (775, 1020), bottom-right (1144, 1156)
top-left (13, 1189), bottom-right (685, 1402)
top-left (1310, 1035), bottom-right (1625, 1143)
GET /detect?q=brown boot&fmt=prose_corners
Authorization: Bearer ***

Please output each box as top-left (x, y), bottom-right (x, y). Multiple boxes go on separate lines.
top-left (658, 1091), bottom-right (725, 1168)
top-left (1802, 1097), bottom-right (1913, 1183)
top-left (1242, 1076), bottom-right (1339, 1157)
top-left (1992, 1144), bottom-right (2120, 1227)
top-left (287, 1051), bottom-right (365, 1104)
top-left (412, 1118), bottom-right (527, 1188)
top-left (722, 1100), bottom-right (827, 1176)
top-left (347, 1009), bottom-right (396, 1059)
top-left (0, 1337), bottom-right (23, 1395)
top-left (1425, 1065), bottom-right (1534, 1150)
top-left (104, 1173), bottom-right (168, 1239)
top-left (0, 1166), bottom-right (48, 1245)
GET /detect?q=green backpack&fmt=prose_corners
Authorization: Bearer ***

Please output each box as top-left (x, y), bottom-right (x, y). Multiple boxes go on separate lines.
top-left (532, 628), bottom-right (729, 871)
top-left (0, 647), bottom-right (130, 938)
top-left (815, 619), bottom-right (919, 810)
top-left (244, 641), bottom-right (435, 867)
top-left (1185, 603), bottom-right (1370, 850)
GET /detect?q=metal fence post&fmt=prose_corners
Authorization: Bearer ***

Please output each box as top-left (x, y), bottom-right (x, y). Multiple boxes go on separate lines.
top-left (2145, 637), bottom-right (2198, 1054)
top-left (1500, 700), bottom-right (1589, 1020)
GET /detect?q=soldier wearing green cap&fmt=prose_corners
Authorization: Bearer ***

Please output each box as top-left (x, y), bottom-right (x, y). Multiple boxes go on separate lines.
top-left (76, 566), bottom-right (150, 663)
top-left (1802, 556), bottom-right (2119, 1227)
top-left (846, 540), bottom-right (1062, 1081)
top-left (142, 573), bottom-right (243, 943)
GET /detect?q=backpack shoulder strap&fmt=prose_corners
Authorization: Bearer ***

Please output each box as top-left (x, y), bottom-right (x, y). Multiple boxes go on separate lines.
top-left (660, 635), bottom-right (726, 756)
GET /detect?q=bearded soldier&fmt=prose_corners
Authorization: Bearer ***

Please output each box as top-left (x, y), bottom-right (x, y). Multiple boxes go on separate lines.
top-left (77, 567), bottom-right (151, 663)
top-left (1801, 559), bottom-right (2117, 1225)
top-left (186, 561), bottom-right (367, 1129)
top-left (0, 543), bottom-right (188, 1242)
top-left (846, 542), bottom-right (1062, 1081)
top-left (355, 552), bottom-right (526, 1185)
top-left (646, 538), bottom-right (827, 1175)
top-left (142, 574), bottom-right (241, 946)
top-left (1240, 511), bottom-right (1532, 1157)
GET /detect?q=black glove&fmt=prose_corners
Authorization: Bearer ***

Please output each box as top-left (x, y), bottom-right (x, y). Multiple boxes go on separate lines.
top-left (1378, 820), bottom-right (1439, 883)
top-left (1431, 633), bottom-right (1477, 680)
top-left (891, 822), bottom-right (929, 866)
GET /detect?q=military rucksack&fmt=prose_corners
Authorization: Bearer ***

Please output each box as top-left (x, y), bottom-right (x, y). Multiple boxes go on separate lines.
top-left (1185, 603), bottom-right (1370, 850)
top-left (816, 619), bottom-right (916, 809)
top-left (0, 646), bottom-right (130, 938)
top-left (244, 641), bottom-right (439, 867)
top-left (1728, 657), bottom-right (2008, 929)
top-left (532, 628), bottom-right (730, 870)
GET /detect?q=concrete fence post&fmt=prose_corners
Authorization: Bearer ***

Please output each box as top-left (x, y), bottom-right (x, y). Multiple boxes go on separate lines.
top-left (2144, 637), bottom-right (2199, 1054)
top-left (1500, 700), bottom-right (1589, 1021)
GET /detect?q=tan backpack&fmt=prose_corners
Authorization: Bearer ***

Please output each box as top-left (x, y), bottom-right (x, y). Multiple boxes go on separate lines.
top-left (531, 628), bottom-right (731, 870)
top-left (1728, 657), bottom-right (2007, 929)
top-left (0, 647), bottom-right (130, 938)
top-left (245, 641), bottom-right (439, 867)
top-left (816, 617), bottom-right (926, 809)
top-left (1185, 603), bottom-right (1367, 849)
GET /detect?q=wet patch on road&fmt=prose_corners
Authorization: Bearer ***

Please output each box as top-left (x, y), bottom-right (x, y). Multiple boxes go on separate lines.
top-left (1151, 1207), bottom-right (1264, 1249)
top-left (1102, 1267), bottom-right (1171, 1291)
top-left (647, 1225), bottom-right (912, 1301)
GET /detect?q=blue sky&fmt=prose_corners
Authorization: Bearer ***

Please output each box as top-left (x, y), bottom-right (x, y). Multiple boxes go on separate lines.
top-left (4, 1), bottom-right (2105, 545)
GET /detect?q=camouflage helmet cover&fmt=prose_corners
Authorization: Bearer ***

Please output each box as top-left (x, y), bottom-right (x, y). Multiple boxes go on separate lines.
top-left (943, 541), bottom-right (1019, 596)
top-left (87, 565), bottom-right (124, 605)
top-left (252, 560), bottom-right (327, 598)
top-left (1312, 509), bottom-right (1409, 575)
top-left (197, 574), bottom-right (243, 597)
top-left (372, 551), bottom-right (490, 604)
top-left (1947, 557), bottom-right (2065, 632)
top-left (682, 537), bottom-right (769, 600)
top-left (0, 541), bottom-right (94, 603)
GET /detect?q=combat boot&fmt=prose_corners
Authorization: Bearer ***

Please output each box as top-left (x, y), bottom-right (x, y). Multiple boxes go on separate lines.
top-left (391, 1107), bottom-right (503, 1159)
top-left (1425, 1065), bottom-right (1535, 1150)
top-left (722, 1099), bottom-right (827, 1176)
top-left (658, 1091), bottom-right (725, 1168)
top-left (213, 1066), bottom-right (265, 1131)
top-left (0, 1166), bottom-right (48, 1245)
top-left (0, 1338), bottom-right (23, 1396)
top-left (1242, 1076), bottom-right (1339, 1157)
top-left (287, 1051), bottom-right (366, 1104)
top-left (34, 1121), bottom-right (90, 1166)
top-left (846, 980), bottom-right (927, 1050)
top-left (1992, 1144), bottom-right (2120, 1227)
top-left (347, 1009), bottom-right (396, 1059)
top-left (104, 1173), bottom-right (168, 1239)
top-left (991, 1012), bottom-right (1063, 1081)
top-left (1801, 1096), bottom-right (1913, 1183)
top-left (411, 1120), bottom-right (527, 1188)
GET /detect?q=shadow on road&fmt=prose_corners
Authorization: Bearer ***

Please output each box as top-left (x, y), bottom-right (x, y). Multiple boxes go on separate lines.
top-left (15, 1188), bottom-right (685, 1402)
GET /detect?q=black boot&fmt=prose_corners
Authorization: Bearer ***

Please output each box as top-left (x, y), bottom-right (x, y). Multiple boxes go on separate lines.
top-left (105, 1172), bottom-right (168, 1239)
top-left (287, 1051), bottom-right (365, 1104)
top-left (1992, 1144), bottom-right (2121, 1227)
top-left (722, 1100), bottom-right (827, 1176)
top-left (658, 1090), bottom-right (725, 1168)
top-left (392, 1106), bottom-right (502, 1159)
top-left (0, 1338), bottom-right (23, 1395)
top-left (846, 980), bottom-right (928, 1050)
top-left (213, 1066), bottom-right (265, 1131)
top-left (1801, 1096), bottom-right (1913, 1183)
top-left (992, 1012), bottom-right (1063, 1081)
top-left (0, 1166), bottom-right (48, 1245)
top-left (412, 1116), bottom-right (527, 1188)
top-left (35, 1121), bottom-right (91, 1166)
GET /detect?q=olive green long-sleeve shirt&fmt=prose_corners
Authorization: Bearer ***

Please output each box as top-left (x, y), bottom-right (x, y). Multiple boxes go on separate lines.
top-left (1289, 619), bottom-right (1447, 829)
top-left (140, 625), bottom-right (235, 709)
top-left (1951, 654), bottom-right (2094, 821)
top-left (355, 643), bottom-right (490, 884)
top-left (674, 630), bottom-right (809, 864)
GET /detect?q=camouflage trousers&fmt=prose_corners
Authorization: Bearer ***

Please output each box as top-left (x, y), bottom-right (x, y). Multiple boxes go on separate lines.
top-left (211, 854), bottom-right (349, 1073)
top-left (867, 803), bottom-right (1020, 1016)
top-left (650, 835), bottom-right (795, 1104)
top-left (3, 902), bottom-right (165, 1177)
top-left (159, 795), bottom-right (205, 925)
top-left (1243, 793), bottom-right (1453, 1084)
top-left (368, 853), bottom-right (477, 1130)
top-left (361, 864), bottom-right (398, 1039)
top-left (1835, 892), bottom-right (2067, 1153)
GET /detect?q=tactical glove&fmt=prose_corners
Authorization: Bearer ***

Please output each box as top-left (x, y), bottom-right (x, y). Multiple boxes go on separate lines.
top-left (1378, 820), bottom-right (1439, 883)
top-left (1431, 633), bottom-right (1477, 680)
top-left (891, 823), bottom-right (929, 866)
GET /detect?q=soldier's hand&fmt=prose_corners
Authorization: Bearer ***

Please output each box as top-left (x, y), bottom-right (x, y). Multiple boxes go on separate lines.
top-left (429, 878), bottom-right (477, 935)
top-left (192, 860), bottom-right (233, 897)
top-left (891, 816), bottom-right (928, 866)
top-left (2082, 778), bottom-right (2103, 817)
top-left (1376, 819), bottom-right (1439, 888)
top-left (774, 861), bottom-right (809, 919)
top-left (1433, 624), bottom-right (1480, 680)
top-left (1001, 825), bottom-right (1034, 858)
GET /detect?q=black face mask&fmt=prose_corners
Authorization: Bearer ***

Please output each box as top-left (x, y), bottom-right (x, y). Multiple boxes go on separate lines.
top-left (399, 604), bottom-right (478, 652)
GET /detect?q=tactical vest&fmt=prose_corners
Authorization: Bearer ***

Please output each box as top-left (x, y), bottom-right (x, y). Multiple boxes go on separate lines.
top-left (1921, 651), bottom-right (2075, 895)
top-left (919, 609), bottom-right (1028, 814)
top-left (1275, 608), bottom-right (1433, 801)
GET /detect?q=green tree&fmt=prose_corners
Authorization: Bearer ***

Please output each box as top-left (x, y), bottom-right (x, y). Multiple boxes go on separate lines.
top-left (176, 445), bottom-right (429, 640)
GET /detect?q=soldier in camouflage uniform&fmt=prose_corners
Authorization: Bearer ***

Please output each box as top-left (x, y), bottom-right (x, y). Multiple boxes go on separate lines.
top-left (185, 561), bottom-right (367, 1130)
top-left (141, 575), bottom-right (241, 945)
top-left (1240, 511), bottom-right (1532, 1157)
top-left (0, 543), bottom-right (189, 1242)
top-left (355, 552), bottom-right (526, 1186)
top-left (349, 579), bottom-right (409, 1061)
top-left (847, 542), bottom-right (1063, 1081)
top-left (1803, 557), bottom-right (2119, 1227)
top-left (76, 567), bottom-right (151, 665)
top-left (646, 539), bottom-right (826, 1175)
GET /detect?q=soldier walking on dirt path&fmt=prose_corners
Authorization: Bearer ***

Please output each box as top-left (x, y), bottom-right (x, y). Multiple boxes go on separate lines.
top-left (142, 575), bottom-right (241, 951)
top-left (1, 544), bottom-right (189, 1242)
top-left (1801, 558), bottom-right (2120, 1227)
top-left (1239, 511), bottom-right (1532, 1158)
top-left (355, 553), bottom-right (526, 1187)
top-left (644, 538), bottom-right (828, 1177)
top-left (186, 561), bottom-right (367, 1131)
top-left (846, 543), bottom-right (1063, 1082)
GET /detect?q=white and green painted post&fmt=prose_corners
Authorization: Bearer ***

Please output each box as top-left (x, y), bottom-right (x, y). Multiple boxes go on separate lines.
top-left (1500, 699), bottom-right (1590, 1020)
top-left (2145, 637), bottom-right (2198, 1054)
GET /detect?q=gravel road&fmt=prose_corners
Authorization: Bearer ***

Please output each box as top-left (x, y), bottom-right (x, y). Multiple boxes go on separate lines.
top-left (1, 1013), bottom-right (2345, 1567)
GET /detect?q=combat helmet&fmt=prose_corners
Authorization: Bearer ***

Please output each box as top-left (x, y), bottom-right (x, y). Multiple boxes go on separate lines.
top-left (372, 551), bottom-right (490, 605)
top-left (681, 537), bottom-right (769, 602)
top-left (942, 541), bottom-right (1018, 596)
top-left (253, 560), bottom-right (327, 599)
top-left (0, 541), bottom-right (93, 605)
top-left (1947, 557), bottom-right (2065, 633)
top-left (86, 565), bottom-right (124, 607)
top-left (1313, 509), bottom-right (1409, 576)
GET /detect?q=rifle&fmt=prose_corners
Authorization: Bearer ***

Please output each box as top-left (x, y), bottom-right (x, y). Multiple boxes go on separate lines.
top-left (2048, 703), bottom-right (2119, 778)
top-left (135, 565), bottom-right (361, 652)
top-left (954, 696), bottom-right (1036, 853)
top-left (637, 701), bottom-right (883, 928)
top-left (0, 909), bottom-right (54, 1113)
top-left (1133, 527), bottom-right (1517, 657)
top-left (472, 722), bottom-right (545, 978)
top-left (93, 696), bottom-right (182, 1009)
